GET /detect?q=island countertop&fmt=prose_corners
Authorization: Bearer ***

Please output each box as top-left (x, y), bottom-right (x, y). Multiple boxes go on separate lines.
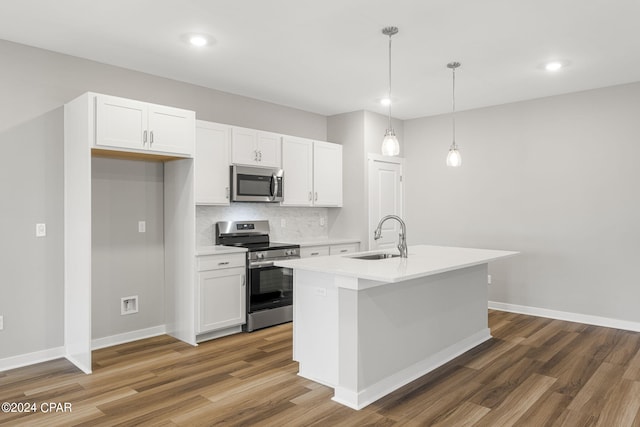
top-left (275, 244), bottom-right (518, 284)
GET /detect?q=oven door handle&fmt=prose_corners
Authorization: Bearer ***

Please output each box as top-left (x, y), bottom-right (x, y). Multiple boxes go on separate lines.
top-left (249, 261), bottom-right (275, 269)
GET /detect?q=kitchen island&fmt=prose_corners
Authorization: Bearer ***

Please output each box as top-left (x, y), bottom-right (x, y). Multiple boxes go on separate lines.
top-left (275, 244), bottom-right (518, 409)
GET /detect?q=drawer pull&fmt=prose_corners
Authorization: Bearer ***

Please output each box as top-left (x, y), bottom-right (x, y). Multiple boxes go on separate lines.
top-left (310, 252), bottom-right (319, 256)
top-left (340, 249), bottom-right (348, 253)
top-left (218, 261), bottom-right (230, 266)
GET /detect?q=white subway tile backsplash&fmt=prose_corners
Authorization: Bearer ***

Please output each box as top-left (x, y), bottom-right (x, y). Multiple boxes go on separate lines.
top-left (196, 204), bottom-right (329, 246)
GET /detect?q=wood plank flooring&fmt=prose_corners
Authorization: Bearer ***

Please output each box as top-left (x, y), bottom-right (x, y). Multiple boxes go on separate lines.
top-left (2, 310), bottom-right (640, 426)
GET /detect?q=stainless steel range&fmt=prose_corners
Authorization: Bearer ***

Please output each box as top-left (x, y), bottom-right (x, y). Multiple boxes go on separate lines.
top-left (215, 220), bottom-right (299, 332)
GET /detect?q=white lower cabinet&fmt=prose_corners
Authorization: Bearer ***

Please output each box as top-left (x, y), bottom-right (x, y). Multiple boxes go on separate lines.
top-left (300, 245), bottom-right (330, 258)
top-left (329, 243), bottom-right (360, 256)
top-left (196, 254), bottom-right (246, 334)
top-left (300, 242), bottom-right (360, 258)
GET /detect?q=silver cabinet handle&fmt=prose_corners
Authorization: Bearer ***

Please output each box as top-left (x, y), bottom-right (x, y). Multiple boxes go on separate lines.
top-left (310, 252), bottom-right (319, 256)
top-left (314, 192), bottom-right (318, 201)
top-left (218, 261), bottom-right (230, 266)
top-left (308, 192), bottom-right (312, 201)
top-left (225, 187), bottom-right (229, 199)
top-left (340, 249), bottom-right (348, 253)
top-left (143, 130), bottom-right (148, 144)
top-left (150, 131), bottom-right (154, 145)
top-left (254, 150), bottom-right (258, 161)
top-left (242, 275), bottom-right (245, 286)
top-left (259, 150), bottom-right (262, 161)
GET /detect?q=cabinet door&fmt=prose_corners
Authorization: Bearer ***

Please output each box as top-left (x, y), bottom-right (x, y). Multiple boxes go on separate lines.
top-left (197, 267), bottom-right (246, 333)
top-left (256, 131), bottom-right (282, 167)
top-left (231, 127), bottom-right (258, 165)
top-left (147, 104), bottom-right (195, 156)
top-left (95, 94), bottom-right (147, 150)
top-left (300, 245), bottom-right (330, 258)
top-left (329, 243), bottom-right (360, 255)
top-left (281, 136), bottom-right (313, 206)
top-left (195, 121), bottom-right (231, 205)
top-left (313, 141), bottom-right (343, 207)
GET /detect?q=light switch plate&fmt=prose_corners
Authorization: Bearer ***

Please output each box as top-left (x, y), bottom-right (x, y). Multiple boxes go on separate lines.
top-left (0, 315), bottom-right (4, 331)
top-left (138, 221), bottom-right (146, 233)
top-left (36, 223), bottom-right (46, 237)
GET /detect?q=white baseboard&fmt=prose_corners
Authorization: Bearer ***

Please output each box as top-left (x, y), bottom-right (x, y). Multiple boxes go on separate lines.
top-left (0, 346), bottom-right (66, 372)
top-left (332, 328), bottom-right (492, 410)
top-left (489, 301), bottom-right (640, 333)
top-left (91, 325), bottom-right (167, 350)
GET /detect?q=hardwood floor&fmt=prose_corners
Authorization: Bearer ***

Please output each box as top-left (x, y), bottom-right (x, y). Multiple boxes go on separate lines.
top-left (2, 310), bottom-right (640, 426)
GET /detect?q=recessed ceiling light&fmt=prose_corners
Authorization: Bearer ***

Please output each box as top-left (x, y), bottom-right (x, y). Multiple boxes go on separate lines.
top-left (189, 35), bottom-right (208, 47)
top-left (545, 61), bottom-right (563, 71)
top-left (542, 60), bottom-right (570, 72)
top-left (180, 32), bottom-right (215, 48)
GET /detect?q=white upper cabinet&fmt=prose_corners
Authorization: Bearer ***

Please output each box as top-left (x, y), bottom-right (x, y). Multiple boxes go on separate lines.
top-left (282, 138), bottom-right (342, 207)
top-left (281, 136), bottom-right (313, 206)
top-left (313, 141), bottom-right (343, 207)
top-left (95, 94), bottom-right (194, 157)
top-left (195, 121), bottom-right (231, 205)
top-left (231, 126), bottom-right (281, 167)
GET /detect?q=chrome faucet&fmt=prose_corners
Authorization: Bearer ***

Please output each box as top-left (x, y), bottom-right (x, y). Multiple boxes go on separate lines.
top-left (374, 215), bottom-right (408, 258)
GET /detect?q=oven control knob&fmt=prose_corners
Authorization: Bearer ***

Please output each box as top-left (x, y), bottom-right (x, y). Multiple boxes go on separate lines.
top-left (256, 252), bottom-right (265, 259)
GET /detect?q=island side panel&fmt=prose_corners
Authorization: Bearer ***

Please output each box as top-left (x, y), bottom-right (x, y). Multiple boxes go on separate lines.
top-left (293, 269), bottom-right (340, 387)
top-left (335, 264), bottom-right (491, 409)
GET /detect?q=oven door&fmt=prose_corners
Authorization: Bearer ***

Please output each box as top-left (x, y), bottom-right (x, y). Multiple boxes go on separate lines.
top-left (247, 262), bottom-right (293, 313)
top-left (231, 165), bottom-right (283, 202)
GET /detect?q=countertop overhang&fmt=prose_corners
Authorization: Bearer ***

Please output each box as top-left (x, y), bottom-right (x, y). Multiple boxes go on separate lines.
top-left (274, 244), bottom-right (518, 283)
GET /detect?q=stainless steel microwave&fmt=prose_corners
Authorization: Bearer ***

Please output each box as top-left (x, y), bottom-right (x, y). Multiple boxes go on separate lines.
top-left (231, 165), bottom-right (283, 202)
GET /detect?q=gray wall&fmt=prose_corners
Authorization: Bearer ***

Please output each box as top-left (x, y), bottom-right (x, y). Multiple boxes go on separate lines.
top-left (92, 158), bottom-right (165, 339)
top-left (0, 108), bottom-right (64, 358)
top-left (327, 110), bottom-right (404, 249)
top-left (0, 39), bottom-right (326, 360)
top-left (404, 82), bottom-right (640, 323)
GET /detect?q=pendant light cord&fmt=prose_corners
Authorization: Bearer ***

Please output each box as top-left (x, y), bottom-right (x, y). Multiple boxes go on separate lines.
top-left (452, 65), bottom-right (456, 148)
top-left (388, 34), bottom-right (393, 130)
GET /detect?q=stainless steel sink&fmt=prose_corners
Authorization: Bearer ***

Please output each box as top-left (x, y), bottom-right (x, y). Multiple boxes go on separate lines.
top-left (349, 253), bottom-right (400, 260)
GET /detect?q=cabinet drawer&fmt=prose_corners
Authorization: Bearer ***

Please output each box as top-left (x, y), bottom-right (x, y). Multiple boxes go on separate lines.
top-left (329, 243), bottom-right (360, 256)
top-left (197, 253), bottom-right (246, 271)
top-left (300, 246), bottom-right (330, 258)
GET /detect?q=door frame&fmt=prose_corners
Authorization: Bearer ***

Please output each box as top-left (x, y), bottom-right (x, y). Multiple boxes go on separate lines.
top-left (367, 153), bottom-right (405, 250)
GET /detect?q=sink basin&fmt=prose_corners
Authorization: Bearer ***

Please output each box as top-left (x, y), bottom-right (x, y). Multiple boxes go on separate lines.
top-left (349, 253), bottom-right (400, 260)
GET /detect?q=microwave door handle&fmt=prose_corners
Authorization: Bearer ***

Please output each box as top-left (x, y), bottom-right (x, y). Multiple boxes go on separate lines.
top-left (271, 173), bottom-right (278, 201)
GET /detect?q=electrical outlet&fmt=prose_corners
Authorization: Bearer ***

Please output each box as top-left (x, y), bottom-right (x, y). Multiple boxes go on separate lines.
top-left (487, 275), bottom-right (492, 285)
top-left (36, 223), bottom-right (46, 237)
top-left (0, 315), bottom-right (4, 330)
top-left (121, 296), bottom-right (139, 315)
top-left (319, 217), bottom-right (326, 226)
top-left (138, 221), bottom-right (146, 233)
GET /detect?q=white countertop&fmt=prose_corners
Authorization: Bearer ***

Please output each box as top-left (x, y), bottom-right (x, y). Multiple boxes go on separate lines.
top-left (274, 244), bottom-right (518, 284)
top-left (196, 245), bottom-right (247, 256)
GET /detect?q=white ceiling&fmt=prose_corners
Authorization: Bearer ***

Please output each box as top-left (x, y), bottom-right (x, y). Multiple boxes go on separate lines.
top-left (1, 0), bottom-right (640, 119)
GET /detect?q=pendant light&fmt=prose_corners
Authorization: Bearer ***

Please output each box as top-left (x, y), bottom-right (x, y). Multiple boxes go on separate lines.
top-left (381, 26), bottom-right (400, 156)
top-left (446, 62), bottom-right (462, 167)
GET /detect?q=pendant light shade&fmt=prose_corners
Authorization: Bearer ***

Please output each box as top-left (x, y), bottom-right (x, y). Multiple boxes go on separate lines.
top-left (381, 26), bottom-right (399, 156)
top-left (382, 129), bottom-right (400, 156)
top-left (446, 61), bottom-right (462, 167)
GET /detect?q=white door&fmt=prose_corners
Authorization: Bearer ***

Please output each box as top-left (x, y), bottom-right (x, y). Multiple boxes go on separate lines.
top-left (230, 127), bottom-right (258, 165)
top-left (368, 156), bottom-right (404, 250)
top-left (95, 94), bottom-right (147, 150)
top-left (195, 121), bottom-right (231, 205)
top-left (147, 104), bottom-right (195, 155)
top-left (256, 131), bottom-right (282, 167)
top-left (281, 136), bottom-right (313, 206)
top-left (313, 141), bottom-right (343, 207)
